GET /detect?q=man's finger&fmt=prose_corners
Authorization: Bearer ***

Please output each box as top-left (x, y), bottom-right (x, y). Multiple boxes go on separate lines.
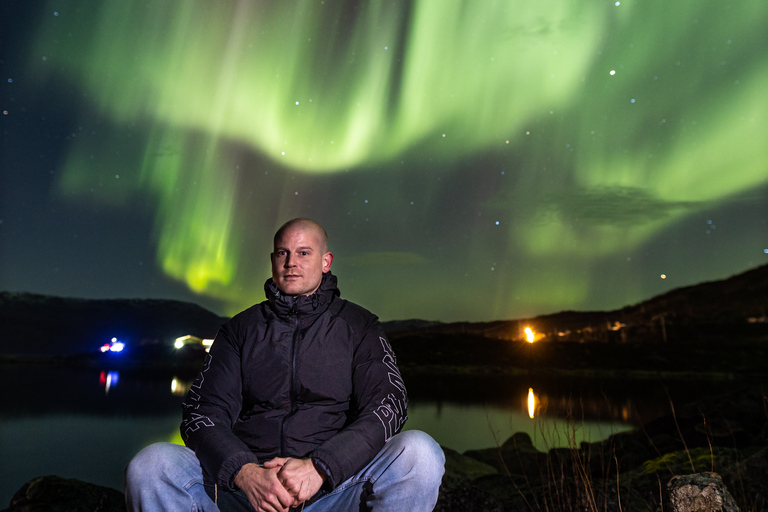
top-left (269, 476), bottom-right (295, 509)
top-left (268, 493), bottom-right (292, 511)
top-left (263, 457), bottom-right (289, 469)
top-left (258, 499), bottom-right (285, 512)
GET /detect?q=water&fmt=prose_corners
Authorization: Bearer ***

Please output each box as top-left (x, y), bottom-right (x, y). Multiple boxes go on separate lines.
top-left (0, 363), bottom-right (728, 506)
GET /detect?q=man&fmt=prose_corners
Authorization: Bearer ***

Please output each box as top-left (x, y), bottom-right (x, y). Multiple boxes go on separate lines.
top-left (125, 218), bottom-right (445, 511)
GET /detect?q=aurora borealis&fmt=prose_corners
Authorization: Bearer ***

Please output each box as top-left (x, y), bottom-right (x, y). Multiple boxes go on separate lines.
top-left (2, 0), bottom-right (767, 321)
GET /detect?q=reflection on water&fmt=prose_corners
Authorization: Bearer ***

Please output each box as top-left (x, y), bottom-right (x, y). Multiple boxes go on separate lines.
top-left (151, 378), bottom-right (629, 452)
top-left (99, 371), bottom-right (198, 398)
top-left (0, 363), bottom-right (744, 505)
top-left (404, 384), bottom-right (637, 453)
top-left (404, 401), bottom-right (632, 453)
top-left (171, 377), bottom-right (191, 397)
top-left (528, 388), bottom-right (535, 419)
top-left (1, 413), bottom-right (180, 507)
top-left (99, 371), bottom-right (119, 395)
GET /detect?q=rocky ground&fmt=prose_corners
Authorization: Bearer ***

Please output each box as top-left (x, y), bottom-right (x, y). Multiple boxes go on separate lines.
top-left (436, 386), bottom-right (768, 512)
top-left (4, 388), bottom-right (766, 512)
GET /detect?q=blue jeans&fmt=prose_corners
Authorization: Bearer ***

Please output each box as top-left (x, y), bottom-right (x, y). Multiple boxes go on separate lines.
top-left (125, 430), bottom-right (445, 511)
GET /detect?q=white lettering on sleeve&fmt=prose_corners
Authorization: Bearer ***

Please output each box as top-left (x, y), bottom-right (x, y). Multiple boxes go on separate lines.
top-left (373, 337), bottom-right (408, 441)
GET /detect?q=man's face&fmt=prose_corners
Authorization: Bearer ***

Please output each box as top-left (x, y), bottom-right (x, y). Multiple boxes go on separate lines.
top-left (271, 224), bottom-right (333, 296)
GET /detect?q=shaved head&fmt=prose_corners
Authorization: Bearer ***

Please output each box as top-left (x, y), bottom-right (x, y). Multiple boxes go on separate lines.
top-left (273, 218), bottom-right (328, 253)
top-left (271, 218), bottom-right (333, 295)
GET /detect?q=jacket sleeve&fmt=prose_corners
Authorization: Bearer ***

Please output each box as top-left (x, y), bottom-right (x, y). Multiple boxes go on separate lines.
top-left (310, 315), bottom-right (408, 487)
top-left (180, 321), bottom-right (260, 489)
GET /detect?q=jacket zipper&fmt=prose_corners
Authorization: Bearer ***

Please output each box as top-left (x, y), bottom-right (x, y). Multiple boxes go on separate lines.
top-left (280, 301), bottom-right (300, 457)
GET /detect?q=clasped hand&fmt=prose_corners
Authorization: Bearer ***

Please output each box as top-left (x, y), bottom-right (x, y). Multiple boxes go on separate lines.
top-left (234, 457), bottom-right (324, 512)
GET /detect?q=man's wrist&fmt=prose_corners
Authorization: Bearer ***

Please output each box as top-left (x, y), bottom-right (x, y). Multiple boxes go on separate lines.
top-left (233, 462), bottom-right (260, 488)
top-left (311, 458), bottom-right (333, 490)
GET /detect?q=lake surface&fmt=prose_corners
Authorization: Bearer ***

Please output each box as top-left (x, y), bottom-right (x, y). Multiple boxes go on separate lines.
top-left (0, 363), bottom-right (736, 506)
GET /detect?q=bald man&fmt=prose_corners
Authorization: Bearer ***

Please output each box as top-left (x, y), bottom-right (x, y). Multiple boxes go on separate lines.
top-left (126, 219), bottom-right (444, 512)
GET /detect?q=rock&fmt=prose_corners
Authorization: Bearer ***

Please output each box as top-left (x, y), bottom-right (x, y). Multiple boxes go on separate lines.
top-left (442, 446), bottom-right (499, 482)
top-left (667, 472), bottom-right (739, 512)
top-left (464, 432), bottom-right (547, 477)
top-left (1, 475), bottom-right (124, 512)
top-left (434, 481), bottom-right (504, 512)
top-left (436, 447), bottom-right (503, 512)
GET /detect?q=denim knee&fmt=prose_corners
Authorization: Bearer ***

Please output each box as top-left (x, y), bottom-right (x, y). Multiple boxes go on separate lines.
top-left (125, 443), bottom-right (214, 512)
top-left (126, 442), bottom-right (183, 485)
top-left (394, 430), bottom-right (446, 483)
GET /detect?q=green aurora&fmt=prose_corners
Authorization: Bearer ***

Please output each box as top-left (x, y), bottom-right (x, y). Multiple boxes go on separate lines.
top-left (15, 0), bottom-right (768, 320)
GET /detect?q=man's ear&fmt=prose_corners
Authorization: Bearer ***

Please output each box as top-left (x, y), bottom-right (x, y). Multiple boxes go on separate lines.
top-left (322, 252), bottom-right (333, 273)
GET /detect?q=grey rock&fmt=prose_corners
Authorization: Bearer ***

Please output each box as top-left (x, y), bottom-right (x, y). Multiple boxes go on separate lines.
top-left (436, 447), bottom-right (503, 512)
top-left (668, 472), bottom-right (739, 512)
top-left (442, 446), bottom-right (498, 482)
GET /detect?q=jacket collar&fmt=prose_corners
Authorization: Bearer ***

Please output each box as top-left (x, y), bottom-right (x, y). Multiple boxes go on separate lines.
top-left (265, 271), bottom-right (340, 318)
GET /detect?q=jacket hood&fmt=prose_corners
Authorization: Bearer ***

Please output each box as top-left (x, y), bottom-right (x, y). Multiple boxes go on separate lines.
top-left (265, 271), bottom-right (340, 318)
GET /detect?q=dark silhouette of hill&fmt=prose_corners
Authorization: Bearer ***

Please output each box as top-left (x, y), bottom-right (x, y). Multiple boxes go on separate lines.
top-left (386, 264), bottom-right (768, 378)
top-left (379, 319), bottom-right (442, 333)
top-left (0, 292), bottom-right (226, 356)
top-left (2, 263), bottom-right (767, 357)
top-left (389, 263), bottom-right (768, 344)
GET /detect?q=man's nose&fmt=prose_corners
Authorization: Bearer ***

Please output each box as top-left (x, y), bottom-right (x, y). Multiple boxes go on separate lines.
top-left (284, 254), bottom-right (295, 267)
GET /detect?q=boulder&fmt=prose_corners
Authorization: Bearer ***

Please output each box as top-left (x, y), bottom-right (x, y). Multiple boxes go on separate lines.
top-left (436, 447), bottom-right (502, 512)
top-left (464, 432), bottom-right (547, 477)
top-left (667, 472), bottom-right (739, 512)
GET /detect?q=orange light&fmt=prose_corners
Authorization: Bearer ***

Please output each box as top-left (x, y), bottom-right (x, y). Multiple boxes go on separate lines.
top-left (524, 327), bottom-right (535, 343)
top-left (528, 388), bottom-right (535, 418)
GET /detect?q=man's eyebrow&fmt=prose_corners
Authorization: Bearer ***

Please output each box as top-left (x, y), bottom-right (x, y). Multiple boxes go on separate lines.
top-left (274, 246), bottom-right (314, 252)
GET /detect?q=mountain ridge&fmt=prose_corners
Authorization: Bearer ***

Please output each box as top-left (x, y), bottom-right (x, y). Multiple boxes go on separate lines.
top-left (2, 263), bottom-right (767, 355)
top-left (0, 292), bottom-right (227, 355)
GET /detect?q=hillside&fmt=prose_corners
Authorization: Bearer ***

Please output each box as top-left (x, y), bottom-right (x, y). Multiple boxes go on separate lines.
top-left (0, 292), bottom-right (226, 356)
top-left (2, 263), bottom-right (767, 357)
top-left (389, 263), bottom-right (768, 344)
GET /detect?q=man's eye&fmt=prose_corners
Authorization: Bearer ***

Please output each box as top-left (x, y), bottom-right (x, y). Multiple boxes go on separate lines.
top-left (301, 251), bottom-right (308, 256)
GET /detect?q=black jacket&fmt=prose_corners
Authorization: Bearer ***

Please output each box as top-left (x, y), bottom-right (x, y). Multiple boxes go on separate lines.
top-left (181, 272), bottom-right (408, 490)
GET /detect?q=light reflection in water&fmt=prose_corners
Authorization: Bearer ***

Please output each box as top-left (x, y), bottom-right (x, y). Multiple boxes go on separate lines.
top-left (528, 388), bottom-right (536, 419)
top-left (159, 377), bottom-right (635, 452)
top-left (171, 377), bottom-right (192, 397)
top-left (7, 363), bottom-right (730, 506)
top-left (89, 373), bottom-right (641, 453)
top-left (98, 371), bottom-right (119, 395)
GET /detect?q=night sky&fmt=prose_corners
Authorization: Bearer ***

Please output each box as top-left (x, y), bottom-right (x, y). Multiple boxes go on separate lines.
top-left (2, 0), bottom-right (767, 322)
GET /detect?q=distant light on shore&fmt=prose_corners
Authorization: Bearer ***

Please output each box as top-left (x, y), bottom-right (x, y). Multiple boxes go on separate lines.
top-left (525, 327), bottom-right (535, 343)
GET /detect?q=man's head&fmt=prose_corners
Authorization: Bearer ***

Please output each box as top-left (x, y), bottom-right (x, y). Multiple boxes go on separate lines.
top-left (271, 218), bottom-right (333, 296)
